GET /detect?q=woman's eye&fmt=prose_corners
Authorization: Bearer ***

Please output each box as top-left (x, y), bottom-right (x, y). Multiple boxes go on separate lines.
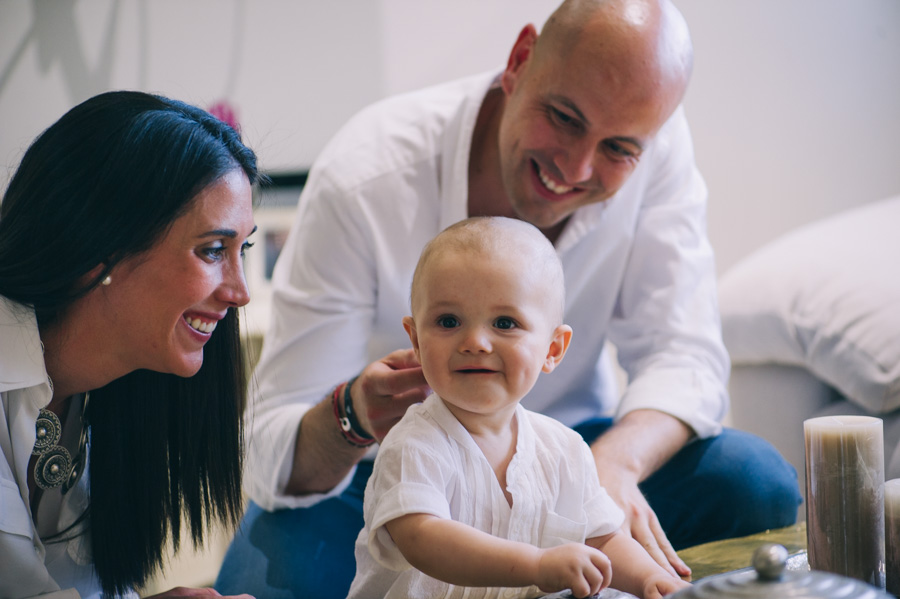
top-left (202, 245), bottom-right (226, 261)
top-left (494, 317), bottom-right (516, 330)
top-left (241, 241), bottom-right (255, 258)
top-left (437, 315), bottom-right (460, 328)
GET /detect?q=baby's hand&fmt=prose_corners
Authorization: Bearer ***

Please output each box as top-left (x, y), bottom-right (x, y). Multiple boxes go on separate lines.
top-left (643, 574), bottom-right (691, 599)
top-left (536, 543), bottom-right (612, 598)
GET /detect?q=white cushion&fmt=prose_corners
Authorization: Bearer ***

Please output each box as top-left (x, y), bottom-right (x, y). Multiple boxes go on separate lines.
top-left (718, 195), bottom-right (900, 414)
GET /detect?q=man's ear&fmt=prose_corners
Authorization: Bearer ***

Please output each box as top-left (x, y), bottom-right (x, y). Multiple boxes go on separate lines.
top-left (402, 316), bottom-right (420, 359)
top-left (542, 324), bottom-right (572, 373)
top-left (501, 24), bottom-right (538, 95)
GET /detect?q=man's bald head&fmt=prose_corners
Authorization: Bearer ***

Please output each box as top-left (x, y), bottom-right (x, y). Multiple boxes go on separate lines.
top-left (535, 0), bottom-right (693, 113)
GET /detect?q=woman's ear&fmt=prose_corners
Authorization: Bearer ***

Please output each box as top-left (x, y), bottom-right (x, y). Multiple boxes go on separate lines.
top-left (542, 324), bottom-right (572, 373)
top-left (84, 263), bottom-right (112, 288)
top-left (402, 315), bottom-right (421, 359)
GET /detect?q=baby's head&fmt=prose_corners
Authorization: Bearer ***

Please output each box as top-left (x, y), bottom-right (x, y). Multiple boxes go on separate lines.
top-left (404, 217), bottom-right (572, 415)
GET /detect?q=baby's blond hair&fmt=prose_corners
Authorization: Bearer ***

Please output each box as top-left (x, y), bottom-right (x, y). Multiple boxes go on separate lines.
top-left (410, 216), bottom-right (566, 322)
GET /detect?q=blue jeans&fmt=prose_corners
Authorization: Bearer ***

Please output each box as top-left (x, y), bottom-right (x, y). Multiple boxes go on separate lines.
top-left (215, 423), bottom-right (801, 599)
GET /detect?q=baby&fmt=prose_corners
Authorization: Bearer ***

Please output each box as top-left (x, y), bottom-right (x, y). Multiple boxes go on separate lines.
top-left (348, 217), bottom-right (690, 599)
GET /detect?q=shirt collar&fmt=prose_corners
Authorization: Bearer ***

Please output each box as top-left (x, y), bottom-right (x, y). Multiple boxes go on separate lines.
top-left (439, 70), bottom-right (502, 231)
top-left (423, 393), bottom-right (535, 461)
top-left (0, 296), bottom-right (50, 393)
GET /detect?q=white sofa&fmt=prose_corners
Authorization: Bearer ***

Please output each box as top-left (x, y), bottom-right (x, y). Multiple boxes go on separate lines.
top-left (719, 195), bottom-right (900, 513)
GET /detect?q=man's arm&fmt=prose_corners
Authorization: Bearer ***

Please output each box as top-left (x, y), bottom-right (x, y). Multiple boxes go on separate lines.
top-left (285, 350), bottom-right (429, 495)
top-left (244, 162), bottom-right (435, 506)
top-left (597, 108), bottom-right (727, 576)
top-left (590, 410), bottom-right (693, 578)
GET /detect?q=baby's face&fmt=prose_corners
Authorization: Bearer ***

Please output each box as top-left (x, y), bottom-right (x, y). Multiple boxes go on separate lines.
top-left (405, 248), bottom-right (565, 421)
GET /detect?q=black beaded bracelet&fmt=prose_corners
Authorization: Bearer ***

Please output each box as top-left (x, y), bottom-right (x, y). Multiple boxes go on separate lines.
top-left (342, 376), bottom-right (374, 442)
top-left (331, 382), bottom-right (373, 448)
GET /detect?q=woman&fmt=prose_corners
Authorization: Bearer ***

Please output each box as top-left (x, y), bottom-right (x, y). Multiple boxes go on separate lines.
top-left (0, 91), bottom-right (261, 598)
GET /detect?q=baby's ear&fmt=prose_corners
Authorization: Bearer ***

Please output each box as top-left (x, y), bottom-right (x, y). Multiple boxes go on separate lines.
top-left (542, 324), bottom-right (572, 373)
top-left (402, 316), bottom-right (420, 357)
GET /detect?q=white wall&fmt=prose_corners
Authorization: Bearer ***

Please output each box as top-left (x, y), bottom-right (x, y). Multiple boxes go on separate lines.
top-left (0, 0), bottom-right (386, 176)
top-left (677, 0), bottom-right (900, 271)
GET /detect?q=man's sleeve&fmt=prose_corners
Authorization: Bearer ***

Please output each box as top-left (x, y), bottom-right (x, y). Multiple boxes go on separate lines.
top-left (608, 107), bottom-right (729, 439)
top-left (242, 166), bottom-right (380, 509)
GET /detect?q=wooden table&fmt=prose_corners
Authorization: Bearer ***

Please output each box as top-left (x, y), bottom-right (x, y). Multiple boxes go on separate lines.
top-left (545, 524), bottom-right (809, 597)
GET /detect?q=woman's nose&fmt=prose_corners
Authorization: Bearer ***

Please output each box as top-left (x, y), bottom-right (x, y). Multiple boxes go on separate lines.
top-left (218, 260), bottom-right (251, 308)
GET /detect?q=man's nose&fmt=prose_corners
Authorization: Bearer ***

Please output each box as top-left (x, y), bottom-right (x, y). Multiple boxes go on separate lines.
top-left (553, 138), bottom-right (595, 184)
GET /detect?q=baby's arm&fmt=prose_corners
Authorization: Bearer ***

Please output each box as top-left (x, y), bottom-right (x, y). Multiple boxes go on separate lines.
top-left (588, 530), bottom-right (691, 599)
top-left (385, 513), bottom-right (611, 598)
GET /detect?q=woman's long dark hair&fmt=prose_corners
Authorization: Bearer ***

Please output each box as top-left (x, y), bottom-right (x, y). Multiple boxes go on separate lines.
top-left (0, 91), bottom-right (262, 596)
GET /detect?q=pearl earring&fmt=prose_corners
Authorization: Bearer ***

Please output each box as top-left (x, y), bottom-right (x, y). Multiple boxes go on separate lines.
top-left (101, 275), bottom-right (112, 286)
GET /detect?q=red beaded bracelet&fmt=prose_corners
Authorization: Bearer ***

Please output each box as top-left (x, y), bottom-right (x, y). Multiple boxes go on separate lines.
top-left (332, 379), bottom-right (375, 448)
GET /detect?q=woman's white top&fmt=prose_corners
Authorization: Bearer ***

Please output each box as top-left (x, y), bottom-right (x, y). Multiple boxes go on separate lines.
top-left (0, 296), bottom-right (112, 599)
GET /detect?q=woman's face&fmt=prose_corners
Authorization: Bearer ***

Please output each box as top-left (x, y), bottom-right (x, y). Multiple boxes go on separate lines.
top-left (103, 169), bottom-right (255, 377)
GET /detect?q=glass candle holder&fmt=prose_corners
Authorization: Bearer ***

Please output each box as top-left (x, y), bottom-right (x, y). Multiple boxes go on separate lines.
top-left (804, 415), bottom-right (884, 588)
top-left (885, 479), bottom-right (900, 595)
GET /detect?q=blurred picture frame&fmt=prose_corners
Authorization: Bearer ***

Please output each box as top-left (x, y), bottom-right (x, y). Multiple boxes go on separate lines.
top-left (242, 172), bottom-right (306, 337)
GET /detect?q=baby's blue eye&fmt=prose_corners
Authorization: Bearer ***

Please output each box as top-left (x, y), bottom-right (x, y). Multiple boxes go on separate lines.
top-left (437, 315), bottom-right (460, 328)
top-left (494, 317), bottom-right (516, 330)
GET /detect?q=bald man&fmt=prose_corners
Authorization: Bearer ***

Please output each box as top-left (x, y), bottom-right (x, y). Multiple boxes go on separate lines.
top-left (219, 2), bottom-right (801, 598)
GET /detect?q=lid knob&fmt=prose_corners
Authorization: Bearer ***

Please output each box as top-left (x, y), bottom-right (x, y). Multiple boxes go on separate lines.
top-left (751, 543), bottom-right (789, 581)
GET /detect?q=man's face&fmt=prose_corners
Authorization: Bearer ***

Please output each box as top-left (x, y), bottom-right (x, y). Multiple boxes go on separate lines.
top-left (496, 24), bottom-right (683, 230)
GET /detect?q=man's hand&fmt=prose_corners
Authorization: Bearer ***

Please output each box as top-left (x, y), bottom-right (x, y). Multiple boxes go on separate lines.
top-left (596, 466), bottom-right (690, 579)
top-left (287, 348), bottom-right (429, 495)
top-left (352, 348), bottom-right (431, 441)
top-left (536, 543), bottom-right (612, 598)
top-left (590, 410), bottom-right (693, 579)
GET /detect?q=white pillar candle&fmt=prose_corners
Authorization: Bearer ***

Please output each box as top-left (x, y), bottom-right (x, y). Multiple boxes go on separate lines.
top-left (885, 479), bottom-right (900, 595)
top-left (804, 415), bottom-right (885, 588)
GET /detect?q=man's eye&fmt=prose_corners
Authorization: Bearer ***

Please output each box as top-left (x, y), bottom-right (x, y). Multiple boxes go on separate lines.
top-left (604, 140), bottom-right (637, 159)
top-left (548, 106), bottom-right (579, 129)
top-left (241, 241), bottom-right (255, 258)
top-left (494, 317), bottom-right (516, 330)
top-left (437, 315), bottom-right (459, 328)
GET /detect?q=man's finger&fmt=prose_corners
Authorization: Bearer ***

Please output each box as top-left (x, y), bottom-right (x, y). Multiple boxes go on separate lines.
top-left (381, 347), bottom-right (421, 370)
top-left (632, 524), bottom-right (678, 578)
top-left (649, 511), bottom-right (691, 577)
top-left (368, 365), bottom-right (427, 397)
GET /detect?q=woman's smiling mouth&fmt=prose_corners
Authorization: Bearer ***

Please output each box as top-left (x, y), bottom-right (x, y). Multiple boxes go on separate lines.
top-left (184, 315), bottom-right (218, 334)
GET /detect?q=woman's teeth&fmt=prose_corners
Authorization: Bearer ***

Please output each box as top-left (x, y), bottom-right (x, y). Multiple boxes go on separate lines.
top-left (186, 317), bottom-right (217, 334)
top-left (538, 165), bottom-right (574, 195)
